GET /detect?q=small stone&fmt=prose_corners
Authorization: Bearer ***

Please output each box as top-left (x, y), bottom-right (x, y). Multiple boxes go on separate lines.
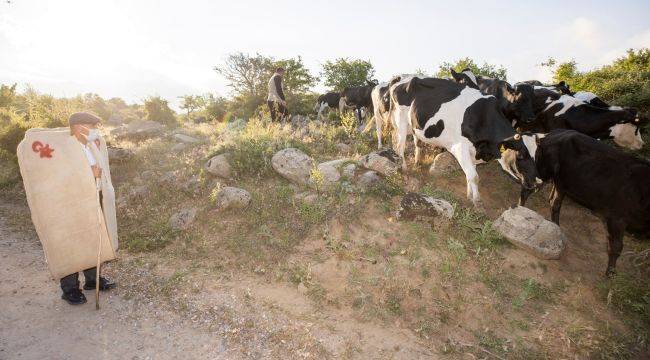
top-left (396, 193), bottom-right (454, 221)
top-left (205, 154), bottom-right (232, 179)
top-left (173, 134), bottom-right (200, 144)
top-left (271, 148), bottom-right (315, 185)
top-left (107, 147), bottom-right (134, 163)
top-left (214, 186), bottom-right (251, 211)
top-left (169, 208), bottom-right (198, 230)
top-left (335, 143), bottom-right (352, 154)
top-left (360, 149), bottom-right (400, 176)
top-left (492, 206), bottom-right (567, 260)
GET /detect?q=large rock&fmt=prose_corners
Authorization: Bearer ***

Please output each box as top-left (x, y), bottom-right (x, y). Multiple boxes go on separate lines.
top-left (360, 149), bottom-right (400, 176)
top-left (169, 208), bottom-right (198, 230)
top-left (111, 120), bottom-right (164, 140)
top-left (429, 152), bottom-right (461, 176)
top-left (492, 206), bottom-right (567, 260)
top-left (310, 162), bottom-right (341, 189)
top-left (271, 148), bottom-right (315, 185)
top-left (396, 193), bottom-right (454, 221)
top-left (214, 186), bottom-right (251, 211)
top-left (173, 133), bottom-right (200, 144)
top-left (107, 146), bottom-right (135, 163)
top-left (205, 154), bottom-right (232, 178)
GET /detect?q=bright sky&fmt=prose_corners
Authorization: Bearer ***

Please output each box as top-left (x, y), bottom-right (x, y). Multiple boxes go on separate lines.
top-left (1, 0), bottom-right (649, 109)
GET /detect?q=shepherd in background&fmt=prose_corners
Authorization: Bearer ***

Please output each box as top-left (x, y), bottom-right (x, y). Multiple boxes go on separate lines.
top-left (267, 67), bottom-right (288, 121)
top-left (59, 112), bottom-right (116, 304)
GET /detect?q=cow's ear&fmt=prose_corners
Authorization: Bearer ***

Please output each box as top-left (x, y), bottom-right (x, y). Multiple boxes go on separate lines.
top-left (450, 68), bottom-right (461, 82)
top-left (558, 81), bottom-right (565, 86)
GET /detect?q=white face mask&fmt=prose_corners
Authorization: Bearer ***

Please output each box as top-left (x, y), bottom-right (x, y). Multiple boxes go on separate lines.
top-left (87, 129), bottom-right (101, 142)
top-left (81, 126), bottom-right (101, 142)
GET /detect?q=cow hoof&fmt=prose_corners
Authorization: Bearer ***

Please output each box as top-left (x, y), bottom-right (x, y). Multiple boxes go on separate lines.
top-left (605, 267), bottom-right (617, 278)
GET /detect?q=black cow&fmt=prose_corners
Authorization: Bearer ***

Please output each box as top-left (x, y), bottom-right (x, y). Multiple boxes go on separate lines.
top-left (523, 94), bottom-right (645, 150)
top-left (339, 80), bottom-right (377, 124)
top-left (389, 76), bottom-right (541, 208)
top-left (523, 129), bottom-right (650, 275)
top-left (450, 69), bottom-right (536, 126)
top-left (315, 92), bottom-right (341, 121)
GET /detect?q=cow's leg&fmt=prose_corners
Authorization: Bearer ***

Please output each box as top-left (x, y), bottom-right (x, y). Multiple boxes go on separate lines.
top-left (549, 185), bottom-right (564, 225)
top-left (605, 218), bottom-right (626, 276)
top-left (316, 103), bottom-right (325, 121)
top-left (394, 107), bottom-right (410, 171)
top-left (451, 145), bottom-right (482, 208)
top-left (413, 136), bottom-right (422, 167)
top-left (374, 109), bottom-right (383, 149)
top-left (518, 187), bottom-right (534, 207)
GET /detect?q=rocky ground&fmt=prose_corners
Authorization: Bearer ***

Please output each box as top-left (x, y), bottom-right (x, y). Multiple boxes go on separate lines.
top-left (1, 115), bottom-right (648, 359)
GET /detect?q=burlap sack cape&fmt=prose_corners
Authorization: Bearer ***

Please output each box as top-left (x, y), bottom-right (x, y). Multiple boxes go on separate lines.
top-left (17, 128), bottom-right (118, 280)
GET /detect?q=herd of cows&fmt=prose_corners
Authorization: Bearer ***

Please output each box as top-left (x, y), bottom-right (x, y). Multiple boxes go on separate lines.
top-left (315, 69), bottom-right (649, 275)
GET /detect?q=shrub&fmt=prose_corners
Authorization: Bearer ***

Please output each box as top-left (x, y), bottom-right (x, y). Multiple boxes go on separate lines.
top-left (144, 96), bottom-right (177, 126)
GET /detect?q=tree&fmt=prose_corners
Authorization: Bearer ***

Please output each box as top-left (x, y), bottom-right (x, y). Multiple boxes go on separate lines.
top-left (144, 96), bottom-right (176, 126)
top-left (214, 53), bottom-right (318, 118)
top-left (320, 58), bottom-right (375, 91)
top-left (179, 95), bottom-right (206, 118)
top-left (204, 94), bottom-right (229, 121)
top-left (544, 49), bottom-right (650, 113)
top-left (434, 57), bottom-right (507, 80)
top-left (214, 52), bottom-right (274, 98)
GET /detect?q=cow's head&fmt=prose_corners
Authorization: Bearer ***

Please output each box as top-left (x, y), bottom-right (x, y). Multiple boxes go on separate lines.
top-left (609, 109), bottom-right (646, 150)
top-left (450, 68), bottom-right (479, 89)
top-left (366, 79), bottom-right (379, 86)
top-left (507, 83), bottom-right (536, 123)
top-left (552, 81), bottom-right (573, 95)
top-left (497, 133), bottom-right (542, 190)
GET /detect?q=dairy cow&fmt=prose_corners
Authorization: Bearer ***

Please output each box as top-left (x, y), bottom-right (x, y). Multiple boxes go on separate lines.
top-left (388, 77), bottom-right (541, 207)
top-left (523, 129), bottom-right (650, 275)
top-left (315, 92), bottom-right (341, 121)
top-left (450, 69), bottom-right (536, 126)
top-left (339, 81), bottom-right (377, 124)
top-left (526, 94), bottom-right (645, 150)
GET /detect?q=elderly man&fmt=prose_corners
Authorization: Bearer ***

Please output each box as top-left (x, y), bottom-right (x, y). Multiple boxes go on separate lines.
top-left (59, 112), bottom-right (116, 305)
top-left (267, 67), bottom-right (288, 121)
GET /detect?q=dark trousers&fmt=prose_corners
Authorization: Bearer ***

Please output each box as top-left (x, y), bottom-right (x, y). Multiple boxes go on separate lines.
top-left (60, 191), bottom-right (103, 294)
top-left (267, 100), bottom-right (288, 121)
top-left (60, 268), bottom-right (97, 293)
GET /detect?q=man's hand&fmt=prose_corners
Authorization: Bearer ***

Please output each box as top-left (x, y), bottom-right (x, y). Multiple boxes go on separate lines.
top-left (92, 165), bottom-right (102, 179)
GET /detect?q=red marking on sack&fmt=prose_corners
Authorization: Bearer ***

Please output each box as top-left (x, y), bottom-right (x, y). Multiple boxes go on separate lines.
top-left (31, 141), bottom-right (54, 158)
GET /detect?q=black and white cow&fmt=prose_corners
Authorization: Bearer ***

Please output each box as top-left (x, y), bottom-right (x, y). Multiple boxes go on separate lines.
top-left (527, 94), bottom-right (645, 150)
top-left (388, 77), bottom-right (541, 207)
top-left (522, 129), bottom-right (650, 275)
top-left (369, 82), bottom-right (391, 148)
top-left (519, 80), bottom-right (573, 96)
top-left (339, 81), bottom-right (377, 124)
top-left (315, 92), bottom-right (341, 121)
top-left (450, 69), bottom-right (536, 126)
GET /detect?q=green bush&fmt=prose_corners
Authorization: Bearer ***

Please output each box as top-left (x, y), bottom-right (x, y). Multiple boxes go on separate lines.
top-left (0, 108), bottom-right (28, 154)
top-left (144, 96), bottom-right (177, 126)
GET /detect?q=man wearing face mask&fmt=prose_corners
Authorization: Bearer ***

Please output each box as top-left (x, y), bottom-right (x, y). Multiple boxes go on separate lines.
top-left (60, 112), bottom-right (116, 305)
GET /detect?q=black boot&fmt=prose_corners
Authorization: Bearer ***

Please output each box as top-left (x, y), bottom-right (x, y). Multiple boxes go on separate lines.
top-left (61, 288), bottom-right (87, 305)
top-left (83, 276), bottom-right (116, 291)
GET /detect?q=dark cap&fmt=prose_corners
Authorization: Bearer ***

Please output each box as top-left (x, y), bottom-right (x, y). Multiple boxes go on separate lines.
top-left (69, 112), bottom-right (101, 126)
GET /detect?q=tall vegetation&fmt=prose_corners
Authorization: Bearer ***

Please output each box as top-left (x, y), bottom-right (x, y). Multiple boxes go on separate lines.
top-left (434, 57), bottom-right (508, 80)
top-left (214, 53), bottom-right (318, 118)
top-left (144, 96), bottom-right (177, 126)
top-left (320, 58), bottom-right (376, 91)
top-left (544, 49), bottom-right (650, 113)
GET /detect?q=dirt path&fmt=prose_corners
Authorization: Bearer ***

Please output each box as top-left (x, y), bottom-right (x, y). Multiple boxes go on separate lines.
top-left (0, 202), bottom-right (236, 360)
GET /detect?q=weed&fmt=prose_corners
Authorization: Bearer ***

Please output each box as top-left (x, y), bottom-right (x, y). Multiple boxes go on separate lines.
top-left (512, 278), bottom-right (552, 310)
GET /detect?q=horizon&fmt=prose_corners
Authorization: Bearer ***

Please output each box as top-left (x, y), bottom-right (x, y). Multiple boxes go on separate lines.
top-left (1, 0), bottom-right (649, 109)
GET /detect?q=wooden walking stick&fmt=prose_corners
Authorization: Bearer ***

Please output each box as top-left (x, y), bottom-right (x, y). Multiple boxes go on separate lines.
top-left (94, 177), bottom-right (103, 310)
